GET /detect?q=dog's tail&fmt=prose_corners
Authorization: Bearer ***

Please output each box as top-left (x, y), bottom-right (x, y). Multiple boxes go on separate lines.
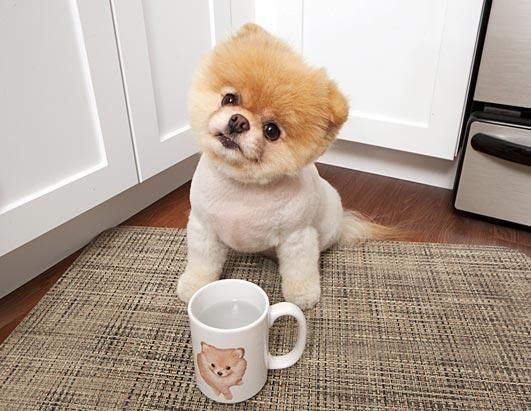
top-left (338, 210), bottom-right (410, 245)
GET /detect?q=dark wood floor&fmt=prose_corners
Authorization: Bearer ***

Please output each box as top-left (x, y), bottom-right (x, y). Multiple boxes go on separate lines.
top-left (1, 164), bottom-right (530, 343)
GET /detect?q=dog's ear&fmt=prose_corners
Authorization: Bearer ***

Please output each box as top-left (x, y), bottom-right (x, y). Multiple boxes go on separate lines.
top-left (234, 23), bottom-right (268, 39)
top-left (201, 342), bottom-right (212, 353)
top-left (327, 80), bottom-right (349, 131)
top-left (232, 348), bottom-right (245, 359)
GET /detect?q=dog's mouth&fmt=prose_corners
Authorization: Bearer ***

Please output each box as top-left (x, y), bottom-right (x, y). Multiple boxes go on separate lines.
top-left (211, 132), bottom-right (259, 164)
top-left (210, 368), bottom-right (230, 378)
top-left (215, 133), bottom-right (241, 151)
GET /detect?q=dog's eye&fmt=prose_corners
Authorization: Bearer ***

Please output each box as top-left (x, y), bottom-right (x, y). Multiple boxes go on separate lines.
top-left (225, 366), bottom-right (231, 370)
top-left (210, 363), bottom-right (215, 368)
top-left (263, 123), bottom-right (281, 141)
top-left (221, 93), bottom-right (238, 106)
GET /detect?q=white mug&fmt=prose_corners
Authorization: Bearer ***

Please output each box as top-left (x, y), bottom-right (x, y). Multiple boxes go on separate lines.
top-left (188, 279), bottom-right (307, 403)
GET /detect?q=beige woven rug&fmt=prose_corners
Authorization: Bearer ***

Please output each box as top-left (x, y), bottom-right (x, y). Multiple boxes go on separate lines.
top-left (0, 227), bottom-right (529, 410)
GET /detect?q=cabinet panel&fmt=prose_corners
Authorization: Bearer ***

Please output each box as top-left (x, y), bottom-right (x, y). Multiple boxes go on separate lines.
top-left (303, 0), bottom-right (483, 159)
top-left (0, 0), bottom-right (138, 256)
top-left (1, 1), bottom-right (106, 209)
top-left (142, 1), bottom-right (212, 138)
top-left (112, 0), bottom-right (231, 180)
top-left (308, 2), bottom-right (446, 128)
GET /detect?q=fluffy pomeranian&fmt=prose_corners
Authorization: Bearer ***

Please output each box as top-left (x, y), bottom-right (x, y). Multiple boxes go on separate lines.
top-left (197, 342), bottom-right (246, 400)
top-left (177, 23), bottom-right (394, 309)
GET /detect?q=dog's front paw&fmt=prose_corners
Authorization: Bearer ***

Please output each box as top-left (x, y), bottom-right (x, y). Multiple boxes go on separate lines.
top-left (176, 269), bottom-right (214, 303)
top-left (282, 277), bottom-right (321, 310)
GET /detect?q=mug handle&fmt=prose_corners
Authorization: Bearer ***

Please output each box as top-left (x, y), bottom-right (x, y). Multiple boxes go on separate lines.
top-left (267, 302), bottom-right (307, 370)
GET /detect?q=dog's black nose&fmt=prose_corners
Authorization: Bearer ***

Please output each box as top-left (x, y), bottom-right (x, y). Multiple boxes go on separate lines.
top-left (228, 114), bottom-right (249, 134)
top-left (217, 371), bottom-right (223, 376)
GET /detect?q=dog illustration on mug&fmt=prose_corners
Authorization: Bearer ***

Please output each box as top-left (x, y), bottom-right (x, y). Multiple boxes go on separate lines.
top-left (197, 342), bottom-right (247, 400)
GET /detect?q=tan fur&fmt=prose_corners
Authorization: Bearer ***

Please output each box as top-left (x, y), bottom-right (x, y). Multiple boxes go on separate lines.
top-left (188, 23), bottom-right (349, 184)
top-left (339, 211), bottom-right (410, 245)
top-left (197, 342), bottom-right (247, 400)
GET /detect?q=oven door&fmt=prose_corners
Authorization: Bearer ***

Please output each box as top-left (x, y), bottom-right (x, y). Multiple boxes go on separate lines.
top-left (455, 118), bottom-right (531, 226)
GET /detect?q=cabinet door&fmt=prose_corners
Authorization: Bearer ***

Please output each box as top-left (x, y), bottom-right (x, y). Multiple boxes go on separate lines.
top-left (0, 0), bottom-right (138, 256)
top-left (245, 0), bottom-right (484, 160)
top-left (111, 0), bottom-right (232, 181)
top-left (303, 0), bottom-right (483, 159)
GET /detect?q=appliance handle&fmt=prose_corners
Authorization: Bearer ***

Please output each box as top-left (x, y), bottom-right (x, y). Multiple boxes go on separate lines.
top-left (471, 133), bottom-right (531, 166)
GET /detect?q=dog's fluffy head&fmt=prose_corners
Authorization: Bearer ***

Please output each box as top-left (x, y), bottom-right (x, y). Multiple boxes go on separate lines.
top-left (189, 23), bottom-right (349, 184)
top-left (200, 342), bottom-right (245, 379)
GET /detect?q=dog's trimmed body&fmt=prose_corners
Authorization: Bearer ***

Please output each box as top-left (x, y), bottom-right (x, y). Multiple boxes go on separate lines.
top-left (191, 156), bottom-right (342, 254)
top-left (179, 155), bottom-right (343, 308)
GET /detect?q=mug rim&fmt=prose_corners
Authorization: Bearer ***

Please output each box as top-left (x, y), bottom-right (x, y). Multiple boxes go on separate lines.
top-left (188, 279), bottom-right (270, 333)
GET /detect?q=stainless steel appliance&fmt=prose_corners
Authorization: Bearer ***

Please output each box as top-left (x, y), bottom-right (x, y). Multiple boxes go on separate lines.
top-left (454, 0), bottom-right (531, 227)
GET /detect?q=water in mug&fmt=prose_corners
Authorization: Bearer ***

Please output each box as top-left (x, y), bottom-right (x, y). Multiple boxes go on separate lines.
top-left (198, 300), bottom-right (262, 329)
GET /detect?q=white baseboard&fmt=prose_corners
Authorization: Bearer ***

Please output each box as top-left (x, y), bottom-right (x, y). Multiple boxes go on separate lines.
top-left (0, 154), bottom-right (199, 299)
top-left (320, 139), bottom-right (458, 189)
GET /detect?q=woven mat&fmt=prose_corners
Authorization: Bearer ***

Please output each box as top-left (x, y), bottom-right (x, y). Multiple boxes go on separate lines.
top-left (1, 227), bottom-right (530, 410)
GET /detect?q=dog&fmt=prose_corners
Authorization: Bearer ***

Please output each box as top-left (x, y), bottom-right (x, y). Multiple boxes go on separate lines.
top-left (177, 23), bottom-right (396, 309)
top-left (196, 342), bottom-right (247, 400)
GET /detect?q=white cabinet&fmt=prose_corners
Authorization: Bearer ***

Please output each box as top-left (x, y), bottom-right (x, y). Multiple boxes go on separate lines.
top-left (0, 0), bottom-right (231, 260)
top-left (304, 0), bottom-right (483, 160)
top-left (111, 0), bottom-right (231, 181)
top-left (238, 0), bottom-right (484, 161)
top-left (0, 0), bottom-right (138, 256)
top-left (0, 1), bottom-right (229, 295)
